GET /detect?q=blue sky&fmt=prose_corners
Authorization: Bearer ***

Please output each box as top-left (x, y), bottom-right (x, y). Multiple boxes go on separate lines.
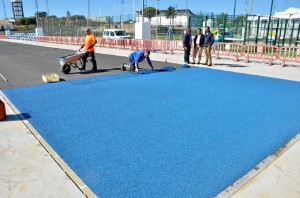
top-left (1, 0), bottom-right (300, 18)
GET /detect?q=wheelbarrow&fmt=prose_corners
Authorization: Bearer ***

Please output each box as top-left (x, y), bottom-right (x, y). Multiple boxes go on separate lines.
top-left (58, 51), bottom-right (86, 74)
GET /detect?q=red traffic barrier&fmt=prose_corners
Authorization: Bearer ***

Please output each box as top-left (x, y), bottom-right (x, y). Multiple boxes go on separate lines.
top-left (0, 99), bottom-right (6, 121)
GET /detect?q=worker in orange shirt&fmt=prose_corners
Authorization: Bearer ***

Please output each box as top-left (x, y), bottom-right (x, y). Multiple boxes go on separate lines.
top-left (79, 28), bottom-right (98, 71)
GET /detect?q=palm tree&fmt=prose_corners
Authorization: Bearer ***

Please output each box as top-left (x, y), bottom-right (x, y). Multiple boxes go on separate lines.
top-left (140, 7), bottom-right (160, 22)
top-left (165, 6), bottom-right (176, 26)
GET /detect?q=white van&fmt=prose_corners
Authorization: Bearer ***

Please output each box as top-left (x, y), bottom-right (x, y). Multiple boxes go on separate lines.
top-left (102, 29), bottom-right (131, 39)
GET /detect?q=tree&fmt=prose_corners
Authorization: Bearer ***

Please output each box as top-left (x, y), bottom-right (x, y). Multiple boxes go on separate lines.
top-left (15, 17), bottom-right (36, 25)
top-left (165, 6), bottom-right (176, 26)
top-left (217, 12), bottom-right (228, 27)
top-left (66, 11), bottom-right (71, 21)
top-left (28, 16), bottom-right (37, 25)
top-left (70, 15), bottom-right (86, 21)
top-left (47, 15), bottom-right (58, 19)
top-left (139, 7), bottom-right (159, 22)
top-left (233, 15), bottom-right (246, 27)
top-left (35, 11), bottom-right (47, 18)
top-left (16, 18), bottom-right (29, 25)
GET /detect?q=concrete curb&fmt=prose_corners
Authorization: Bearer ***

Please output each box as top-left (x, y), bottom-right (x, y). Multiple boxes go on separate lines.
top-left (216, 132), bottom-right (300, 198)
top-left (0, 91), bottom-right (98, 198)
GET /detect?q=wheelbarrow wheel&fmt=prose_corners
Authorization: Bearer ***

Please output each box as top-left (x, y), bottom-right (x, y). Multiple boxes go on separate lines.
top-left (61, 63), bottom-right (71, 74)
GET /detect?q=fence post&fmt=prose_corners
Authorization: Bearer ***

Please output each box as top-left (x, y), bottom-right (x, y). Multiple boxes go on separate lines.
top-left (255, 16), bottom-right (261, 44)
top-left (277, 20), bottom-right (283, 47)
top-left (296, 22), bottom-right (300, 46)
top-left (282, 19), bottom-right (288, 47)
top-left (222, 14), bottom-right (226, 42)
top-left (265, 0), bottom-right (274, 45)
top-left (243, 15), bottom-right (248, 45)
top-left (274, 18), bottom-right (280, 46)
top-left (289, 20), bottom-right (295, 46)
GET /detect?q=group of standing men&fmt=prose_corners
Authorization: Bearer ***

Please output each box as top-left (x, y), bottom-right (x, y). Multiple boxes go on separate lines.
top-left (182, 26), bottom-right (214, 66)
top-left (78, 27), bottom-right (214, 72)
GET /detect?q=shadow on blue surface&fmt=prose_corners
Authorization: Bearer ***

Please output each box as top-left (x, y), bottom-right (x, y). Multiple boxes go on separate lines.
top-left (3, 67), bottom-right (300, 198)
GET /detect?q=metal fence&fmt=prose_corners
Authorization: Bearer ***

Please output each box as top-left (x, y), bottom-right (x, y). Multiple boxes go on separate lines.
top-left (189, 14), bottom-right (300, 46)
top-left (37, 15), bottom-right (137, 38)
top-left (34, 13), bottom-right (300, 46)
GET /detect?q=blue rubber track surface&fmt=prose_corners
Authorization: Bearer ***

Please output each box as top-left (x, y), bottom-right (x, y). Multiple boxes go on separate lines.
top-left (3, 68), bottom-right (300, 198)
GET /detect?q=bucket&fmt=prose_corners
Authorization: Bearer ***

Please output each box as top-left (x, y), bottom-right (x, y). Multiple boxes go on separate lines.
top-left (0, 99), bottom-right (7, 121)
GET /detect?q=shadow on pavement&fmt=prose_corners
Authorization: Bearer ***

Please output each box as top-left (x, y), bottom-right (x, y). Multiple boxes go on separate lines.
top-left (6, 113), bottom-right (31, 121)
top-left (68, 68), bottom-right (122, 75)
top-left (214, 63), bottom-right (248, 68)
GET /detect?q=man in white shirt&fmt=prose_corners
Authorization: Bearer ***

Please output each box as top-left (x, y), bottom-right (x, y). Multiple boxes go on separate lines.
top-left (192, 28), bottom-right (205, 64)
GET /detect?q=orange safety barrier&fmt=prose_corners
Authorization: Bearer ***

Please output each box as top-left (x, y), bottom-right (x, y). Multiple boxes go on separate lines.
top-left (150, 40), bottom-right (163, 52)
top-left (72, 37), bottom-right (80, 45)
top-left (280, 46), bottom-right (300, 66)
top-left (53, 36), bottom-right (60, 43)
top-left (114, 38), bottom-right (125, 49)
top-left (33, 36), bottom-right (300, 67)
top-left (0, 35), bottom-right (7, 39)
top-left (214, 42), bottom-right (244, 62)
top-left (244, 44), bottom-right (279, 66)
top-left (62, 37), bottom-right (69, 44)
top-left (131, 39), bottom-right (151, 51)
top-left (35, 36), bottom-right (42, 41)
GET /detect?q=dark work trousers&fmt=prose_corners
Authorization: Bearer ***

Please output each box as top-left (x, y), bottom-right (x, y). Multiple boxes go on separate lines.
top-left (184, 46), bottom-right (191, 63)
top-left (82, 51), bottom-right (97, 70)
top-left (129, 57), bottom-right (139, 71)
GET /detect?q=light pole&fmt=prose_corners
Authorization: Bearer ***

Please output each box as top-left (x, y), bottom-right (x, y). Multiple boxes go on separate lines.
top-left (233, 0), bottom-right (236, 19)
top-left (121, 0), bottom-right (124, 28)
top-left (87, 0), bottom-right (90, 27)
top-left (35, 0), bottom-right (39, 28)
top-left (142, 0), bottom-right (144, 22)
top-left (186, 0), bottom-right (189, 28)
top-left (156, 0), bottom-right (160, 39)
top-left (265, 0), bottom-right (274, 44)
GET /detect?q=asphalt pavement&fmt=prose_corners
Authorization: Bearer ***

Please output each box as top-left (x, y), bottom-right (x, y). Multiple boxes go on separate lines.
top-left (0, 41), bottom-right (177, 89)
top-left (0, 38), bottom-right (300, 198)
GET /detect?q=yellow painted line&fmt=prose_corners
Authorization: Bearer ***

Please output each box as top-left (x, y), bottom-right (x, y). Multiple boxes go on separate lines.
top-left (0, 91), bottom-right (98, 198)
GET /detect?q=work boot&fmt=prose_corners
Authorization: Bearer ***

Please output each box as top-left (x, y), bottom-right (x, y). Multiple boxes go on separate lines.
top-left (90, 67), bottom-right (97, 71)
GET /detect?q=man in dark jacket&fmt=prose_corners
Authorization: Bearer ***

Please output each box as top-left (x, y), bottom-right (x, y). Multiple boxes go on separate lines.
top-left (182, 28), bottom-right (192, 64)
top-left (192, 28), bottom-right (205, 64)
top-left (203, 26), bottom-right (214, 66)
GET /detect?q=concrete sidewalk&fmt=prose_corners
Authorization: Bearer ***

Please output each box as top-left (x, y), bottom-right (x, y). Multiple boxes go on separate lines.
top-left (0, 93), bottom-right (87, 198)
top-left (0, 39), bottom-right (300, 198)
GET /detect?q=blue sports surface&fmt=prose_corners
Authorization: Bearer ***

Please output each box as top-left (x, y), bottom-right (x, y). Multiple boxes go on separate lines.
top-left (3, 68), bottom-right (300, 197)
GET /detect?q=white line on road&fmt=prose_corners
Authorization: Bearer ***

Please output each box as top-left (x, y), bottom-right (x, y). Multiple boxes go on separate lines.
top-left (0, 72), bottom-right (8, 82)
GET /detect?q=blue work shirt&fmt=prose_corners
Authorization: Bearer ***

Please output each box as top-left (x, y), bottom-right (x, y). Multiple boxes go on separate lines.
top-left (129, 51), bottom-right (152, 67)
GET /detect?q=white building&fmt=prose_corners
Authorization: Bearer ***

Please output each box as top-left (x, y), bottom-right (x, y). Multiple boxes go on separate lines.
top-left (136, 9), bottom-right (196, 27)
top-left (273, 7), bottom-right (300, 19)
top-left (0, 20), bottom-right (14, 30)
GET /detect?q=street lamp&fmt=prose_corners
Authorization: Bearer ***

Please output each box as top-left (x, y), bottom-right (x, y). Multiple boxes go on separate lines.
top-left (121, 0), bottom-right (124, 28)
top-left (156, 0), bottom-right (160, 39)
top-left (35, 0), bottom-right (39, 28)
top-left (265, 0), bottom-right (274, 44)
top-left (142, 0), bottom-right (144, 22)
top-left (186, 0), bottom-right (189, 28)
top-left (233, 0), bottom-right (236, 19)
top-left (87, 0), bottom-right (90, 27)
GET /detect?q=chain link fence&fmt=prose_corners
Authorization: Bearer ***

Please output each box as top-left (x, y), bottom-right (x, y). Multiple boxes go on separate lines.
top-left (9, 12), bottom-right (299, 46)
top-left (189, 14), bottom-right (300, 46)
